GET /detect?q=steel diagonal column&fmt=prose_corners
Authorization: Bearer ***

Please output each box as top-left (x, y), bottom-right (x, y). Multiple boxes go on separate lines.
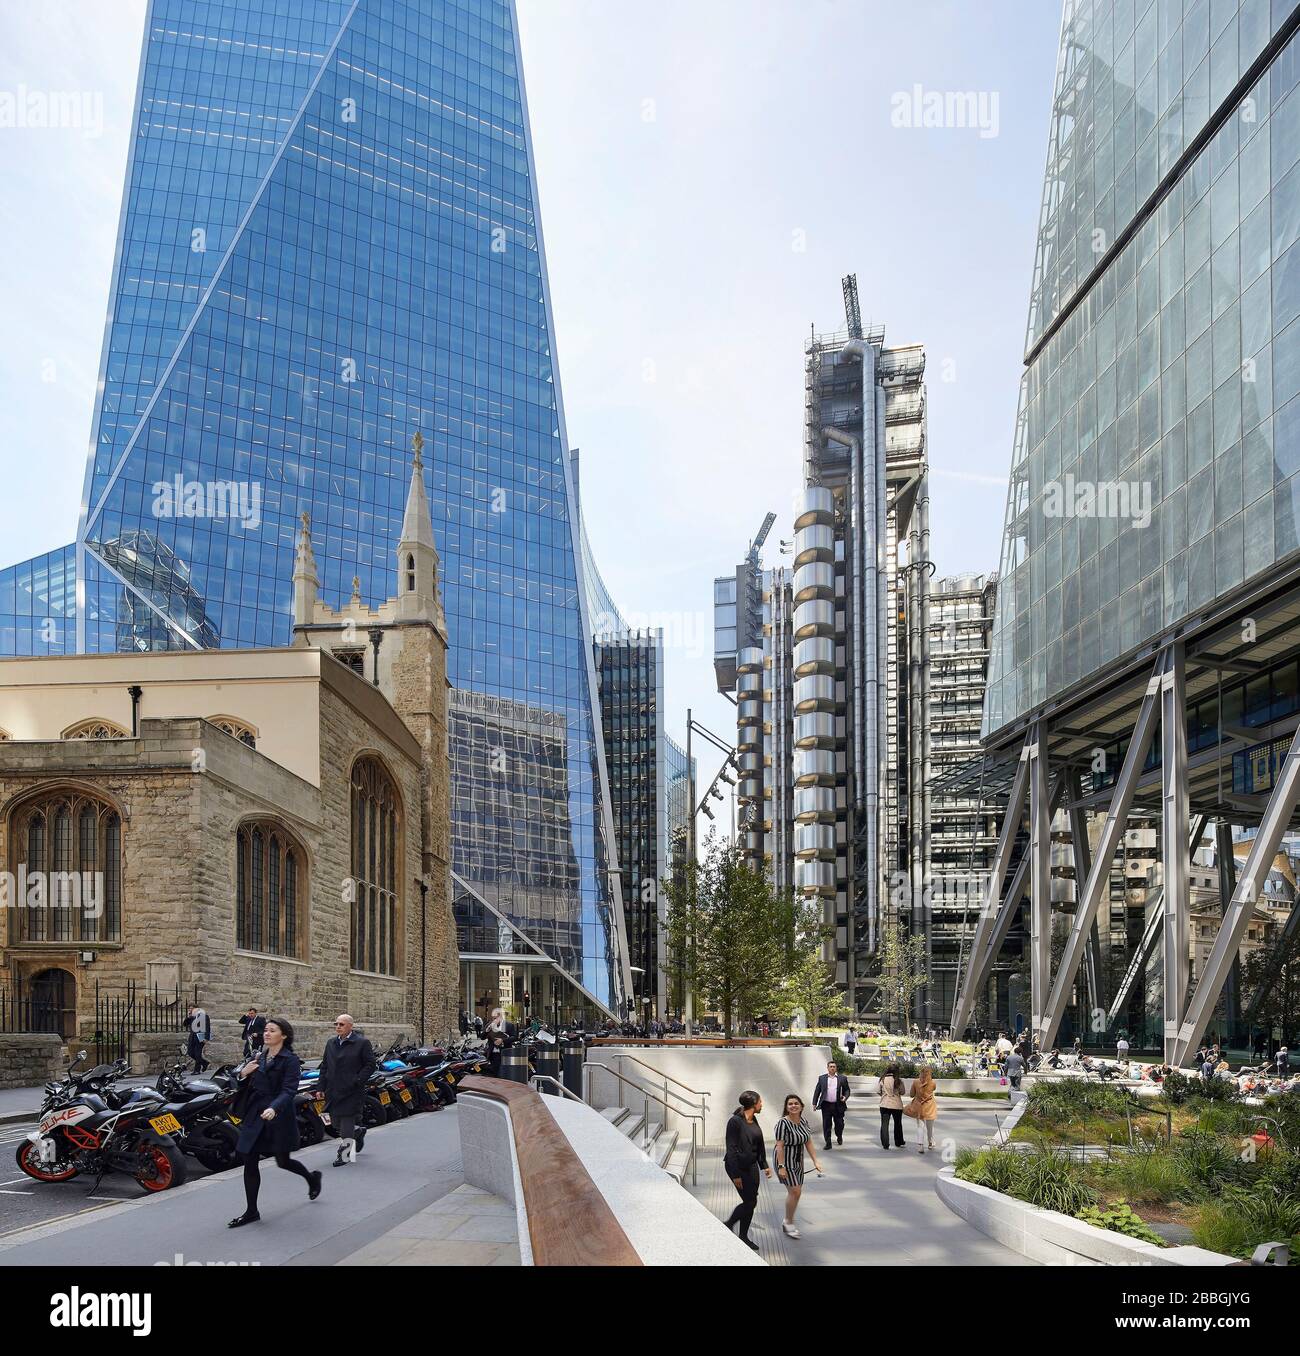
top-left (1171, 722), bottom-right (1300, 1067)
top-left (1036, 653), bottom-right (1167, 1052)
top-left (1162, 644), bottom-right (1190, 1062)
top-left (1215, 819), bottom-right (1242, 1026)
top-left (1028, 722), bottom-right (1053, 1037)
top-left (950, 739), bottom-right (1031, 1034)
top-left (1068, 770), bottom-right (1106, 1020)
top-left (975, 773), bottom-right (1065, 986)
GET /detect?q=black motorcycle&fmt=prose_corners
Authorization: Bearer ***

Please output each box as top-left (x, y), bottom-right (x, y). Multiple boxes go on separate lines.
top-left (16, 1052), bottom-right (188, 1193)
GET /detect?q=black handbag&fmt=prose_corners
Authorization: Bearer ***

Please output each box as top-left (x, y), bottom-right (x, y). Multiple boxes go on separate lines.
top-left (230, 1052), bottom-right (263, 1121)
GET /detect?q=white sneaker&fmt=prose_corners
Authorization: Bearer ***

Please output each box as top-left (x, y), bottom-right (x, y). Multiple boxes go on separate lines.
top-left (782, 1221), bottom-right (801, 1239)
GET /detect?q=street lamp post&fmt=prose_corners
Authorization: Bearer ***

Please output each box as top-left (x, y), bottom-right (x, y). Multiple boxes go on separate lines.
top-left (683, 707), bottom-right (740, 1035)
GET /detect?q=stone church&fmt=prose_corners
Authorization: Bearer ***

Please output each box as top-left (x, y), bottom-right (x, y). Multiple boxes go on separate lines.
top-left (0, 437), bottom-right (459, 1060)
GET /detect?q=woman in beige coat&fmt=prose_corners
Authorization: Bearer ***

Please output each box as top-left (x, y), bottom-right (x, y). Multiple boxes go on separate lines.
top-left (903, 1065), bottom-right (939, 1153)
top-left (877, 1062), bottom-right (906, 1149)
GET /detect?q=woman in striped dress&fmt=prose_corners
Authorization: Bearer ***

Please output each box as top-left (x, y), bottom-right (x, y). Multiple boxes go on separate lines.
top-left (774, 1094), bottom-right (823, 1239)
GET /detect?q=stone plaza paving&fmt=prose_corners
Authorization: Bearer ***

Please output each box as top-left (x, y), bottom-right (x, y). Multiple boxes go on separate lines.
top-left (688, 1095), bottom-right (1031, 1266)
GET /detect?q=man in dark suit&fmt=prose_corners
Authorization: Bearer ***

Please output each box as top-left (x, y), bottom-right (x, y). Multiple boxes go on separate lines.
top-left (812, 1059), bottom-right (851, 1149)
top-left (319, 1013), bottom-right (376, 1166)
top-left (239, 1008), bottom-right (266, 1058)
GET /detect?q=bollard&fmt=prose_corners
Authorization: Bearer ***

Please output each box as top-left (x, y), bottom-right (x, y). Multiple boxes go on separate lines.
top-left (500, 1044), bottom-right (530, 1085)
top-left (533, 1044), bottom-right (561, 1093)
top-left (562, 1038), bottom-right (585, 1100)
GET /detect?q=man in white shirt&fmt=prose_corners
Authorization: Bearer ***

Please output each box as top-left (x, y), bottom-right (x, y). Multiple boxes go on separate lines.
top-left (812, 1060), bottom-right (851, 1149)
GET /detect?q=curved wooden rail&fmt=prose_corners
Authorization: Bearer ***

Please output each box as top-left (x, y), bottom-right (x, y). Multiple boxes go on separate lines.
top-left (588, 1037), bottom-right (819, 1048)
top-left (459, 1075), bottom-right (642, 1267)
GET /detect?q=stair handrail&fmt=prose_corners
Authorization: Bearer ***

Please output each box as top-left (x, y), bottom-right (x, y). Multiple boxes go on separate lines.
top-left (528, 1074), bottom-right (584, 1103)
top-left (584, 1060), bottom-right (702, 1185)
top-left (608, 1051), bottom-right (712, 1099)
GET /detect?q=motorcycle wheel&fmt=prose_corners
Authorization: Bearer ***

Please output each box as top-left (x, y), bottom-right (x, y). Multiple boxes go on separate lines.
top-left (193, 1124), bottom-right (239, 1173)
top-left (297, 1114), bottom-right (325, 1147)
top-left (15, 1139), bottom-right (80, 1183)
top-left (135, 1140), bottom-right (187, 1192)
top-left (361, 1096), bottom-right (385, 1128)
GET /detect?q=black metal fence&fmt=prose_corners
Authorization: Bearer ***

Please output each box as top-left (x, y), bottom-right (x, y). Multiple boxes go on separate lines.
top-left (93, 980), bottom-right (196, 1065)
top-left (0, 978), bottom-right (63, 1035)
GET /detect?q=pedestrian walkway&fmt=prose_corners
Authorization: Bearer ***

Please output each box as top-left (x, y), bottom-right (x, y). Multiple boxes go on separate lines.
top-left (688, 1096), bottom-right (1031, 1266)
top-left (340, 1183), bottom-right (519, 1266)
top-left (0, 1107), bottom-right (467, 1266)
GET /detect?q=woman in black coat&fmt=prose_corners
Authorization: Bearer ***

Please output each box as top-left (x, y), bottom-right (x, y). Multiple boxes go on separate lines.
top-left (228, 1017), bottom-right (322, 1228)
top-left (722, 1089), bottom-right (770, 1251)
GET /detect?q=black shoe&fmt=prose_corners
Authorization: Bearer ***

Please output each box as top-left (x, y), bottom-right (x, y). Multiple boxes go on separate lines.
top-left (227, 1211), bottom-right (261, 1229)
top-left (741, 1237), bottom-right (760, 1252)
top-left (308, 1170), bottom-right (323, 1200)
top-left (836, 1138), bottom-right (843, 1145)
top-left (332, 1151), bottom-right (347, 1167)
top-left (354, 1132), bottom-right (365, 1154)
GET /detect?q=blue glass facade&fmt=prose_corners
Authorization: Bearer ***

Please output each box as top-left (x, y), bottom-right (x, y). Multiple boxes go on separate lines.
top-left (0, 546), bottom-right (76, 656)
top-left (52, 0), bottom-right (628, 1009)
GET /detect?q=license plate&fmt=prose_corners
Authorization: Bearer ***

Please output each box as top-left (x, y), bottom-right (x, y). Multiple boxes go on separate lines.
top-left (472, 1064), bottom-right (482, 1074)
top-left (446, 1073), bottom-right (456, 1085)
top-left (425, 1080), bottom-right (436, 1094)
top-left (378, 1091), bottom-right (391, 1106)
top-left (149, 1113), bottom-right (182, 1136)
top-left (399, 1088), bottom-right (412, 1103)
top-left (313, 1099), bottom-right (326, 1113)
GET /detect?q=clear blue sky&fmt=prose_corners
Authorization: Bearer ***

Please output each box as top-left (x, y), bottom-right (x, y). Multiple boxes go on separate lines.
top-left (0, 0), bottom-right (1064, 797)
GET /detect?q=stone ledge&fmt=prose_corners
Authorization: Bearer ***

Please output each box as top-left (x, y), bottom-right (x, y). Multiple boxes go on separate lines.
top-left (935, 1169), bottom-right (1238, 1266)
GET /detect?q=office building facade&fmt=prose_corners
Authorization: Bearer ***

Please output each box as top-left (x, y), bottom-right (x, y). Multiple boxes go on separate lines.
top-left (715, 280), bottom-right (932, 1018)
top-left (0, 0), bottom-right (632, 1019)
top-left (959, 0), bottom-right (1300, 1061)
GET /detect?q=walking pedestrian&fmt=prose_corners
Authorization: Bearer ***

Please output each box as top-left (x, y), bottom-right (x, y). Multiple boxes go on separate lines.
top-left (1116, 1033), bottom-right (1130, 1063)
top-left (183, 1002), bottom-right (211, 1073)
top-left (722, 1090), bottom-right (770, 1251)
top-left (1277, 1044), bottom-right (1290, 1078)
top-left (904, 1065), bottom-right (939, 1152)
top-left (238, 1007), bottom-right (265, 1059)
top-left (843, 1026), bottom-right (858, 1057)
top-left (878, 1063), bottom-right (906, 1150)
top-left (812, 1059), bottom-right (851, 1149)
top-left (1005, 1048), bottom-right (1025, 1090)
top-left (774, 1093), bottom-right (822, 1239)
top-left (227, 1018), bottom-right (322, 1228)
top-left (319, 1013), bottom-right (376, 1166)
top-left (484, 1007), bottom-right (517, 1076)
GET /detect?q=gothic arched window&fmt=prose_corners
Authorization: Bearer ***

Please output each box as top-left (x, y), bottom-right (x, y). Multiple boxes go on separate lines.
top-left (236, 821), bottom-right (306, 958)
top-left (350, 756), bottom-right (401, 975)
top-left (208, 715), bottom-right (257, 749)
top-left (406, 553), bottom-right (416, 594)
top-left (10, 790), bottom-right (122, 942)
top-left (61, 719), bottom-right (128, 740)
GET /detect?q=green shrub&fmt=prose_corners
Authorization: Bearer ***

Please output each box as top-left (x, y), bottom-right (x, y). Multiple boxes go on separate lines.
top-left (955, 1146), bottom-right (1023, 1196)
top-left (1075, 1199), bottom-right (1165, 1247)
top-left (1009, 1149), bottom-right (1098, 1215)
top-left (1191, 1187), bottom-right (1300, 1263)
top-left (1024, 1079), bottom-right (1130, 1123)
top-left (1158, 1070), bottom-right (1197, 1106)
top-left (1172, 1128), bottom-right (1249, 1199)
top-left (1093, 1142), bottom-right (1192, 1204)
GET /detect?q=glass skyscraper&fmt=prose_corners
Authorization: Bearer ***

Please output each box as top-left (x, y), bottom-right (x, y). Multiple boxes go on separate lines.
top-left (1, 0), bottom-right (630, 1012)
top-left (985, 0), bottom-right (1300, 738)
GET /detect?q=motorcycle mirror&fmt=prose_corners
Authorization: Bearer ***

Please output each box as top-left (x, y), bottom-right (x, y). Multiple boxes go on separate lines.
top-left (77, 1049), bottom-right (88, 1061)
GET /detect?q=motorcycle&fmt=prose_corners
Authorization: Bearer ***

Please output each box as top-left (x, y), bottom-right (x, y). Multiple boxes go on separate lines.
top-left (16, 1051), bottom-right (188, 1193)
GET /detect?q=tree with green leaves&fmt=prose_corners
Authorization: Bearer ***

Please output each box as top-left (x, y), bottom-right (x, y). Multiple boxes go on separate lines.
top-left (660, 835), bottom-right (794, 1039)
top-left (768, 899), bottom-right (848, 1030)
top-left (1241, 925), bottom-right (1300, 1045)
top-left (876, 918), bottom-right (929, 1032)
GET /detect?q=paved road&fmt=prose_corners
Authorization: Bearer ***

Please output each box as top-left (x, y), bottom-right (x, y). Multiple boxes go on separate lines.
top-left (0, 1108), bottom-right (463, 1266)
top-left (689, 1096), bottom-right (1031, 1266)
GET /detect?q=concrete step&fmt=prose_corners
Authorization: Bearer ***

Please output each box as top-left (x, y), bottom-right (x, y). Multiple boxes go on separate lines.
top-left (618, 1113), bottom-right (645, 1142)
top-left (599, 1106), bottom-right (629, 1126)
top-left (652, 1128), bottom-right (678, 1168)
top-left (640, 1120), bottom-right (663, 1151)
top-left (663, 1141), bottom-right (694, 1185)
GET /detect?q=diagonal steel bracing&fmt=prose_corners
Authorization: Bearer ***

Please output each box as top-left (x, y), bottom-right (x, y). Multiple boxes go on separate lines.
top-left (1036, 652), bottom-right (1168, 1052)
top-left (1162, 643), bottom-right (1191, 1056)
top-left (950, 738), bottom-right (1031, 1034)
top-left (1170, 721), bottom-right (1300, 1067)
